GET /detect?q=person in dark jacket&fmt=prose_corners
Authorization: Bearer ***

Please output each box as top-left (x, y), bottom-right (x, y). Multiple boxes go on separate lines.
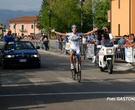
top-left (3, 30), bottom-right (15, 42)
top-left (96, 26), bottom-right (110, 44)
top-left (42, 34), bottom-right (49, 51)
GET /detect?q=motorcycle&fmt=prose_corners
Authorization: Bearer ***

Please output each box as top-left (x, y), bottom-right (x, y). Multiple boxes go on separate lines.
top-left (96, 42), bottom-right (115, 74)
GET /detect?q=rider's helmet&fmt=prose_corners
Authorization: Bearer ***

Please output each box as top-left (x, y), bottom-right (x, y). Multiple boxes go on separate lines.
top-left (71, 25), bottom-right (77, 29)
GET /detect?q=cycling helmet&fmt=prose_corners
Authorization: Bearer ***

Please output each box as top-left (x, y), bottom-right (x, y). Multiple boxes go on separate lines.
top-left (71, 24), bottom-right (77, 29)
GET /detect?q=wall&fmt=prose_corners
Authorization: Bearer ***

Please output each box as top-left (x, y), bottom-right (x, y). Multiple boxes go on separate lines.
top-left (10, 22), bottom-right (40, 37)
top-left (131, 0), bottom-right (135, 34)
top-left (111, 0), bottom-right (129, 37)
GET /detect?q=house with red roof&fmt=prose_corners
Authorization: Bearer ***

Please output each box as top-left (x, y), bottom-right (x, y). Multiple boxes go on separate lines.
top-left (8, 16), bottom-right (41, 37)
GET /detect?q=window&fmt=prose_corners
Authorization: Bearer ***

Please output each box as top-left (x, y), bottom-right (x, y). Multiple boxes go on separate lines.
top-left (31, 24), bottom-right (34, 29)
top-left (21, 25), bottom-right (24, 30)
top-left (118, 24), bottom-right (120, 37)
top-left (13, 24), bottom-right (16, 29)
top-left (118, 0), bottom-right (120, 9)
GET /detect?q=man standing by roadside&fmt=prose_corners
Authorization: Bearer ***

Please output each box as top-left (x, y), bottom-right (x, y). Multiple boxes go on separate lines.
top-left (3, 30), bottom-right (15, 42)
top-left (42, 34), bottom-right (49, 51)
top-left (81, 35), bottom-right (87, 59)
top-left (57, 35), bottom-right (63, 51)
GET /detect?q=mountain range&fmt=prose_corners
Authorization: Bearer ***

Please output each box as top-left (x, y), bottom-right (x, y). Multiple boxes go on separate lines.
top-left (0, 9), bottom-right (39, 26)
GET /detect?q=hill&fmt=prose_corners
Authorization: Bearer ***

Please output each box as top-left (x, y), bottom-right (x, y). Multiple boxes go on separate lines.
top-left (0, 9), bottom-right (39, 25)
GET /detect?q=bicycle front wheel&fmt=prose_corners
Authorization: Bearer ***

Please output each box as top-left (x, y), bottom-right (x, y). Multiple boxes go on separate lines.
top-left (71, 69), bottom-right (76, 80)
top-left (77, 64), bottom-right (81, 82)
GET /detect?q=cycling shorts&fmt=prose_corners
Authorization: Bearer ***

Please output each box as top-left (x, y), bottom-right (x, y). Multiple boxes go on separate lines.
top-left (70, 48), bottom-right (81, 56)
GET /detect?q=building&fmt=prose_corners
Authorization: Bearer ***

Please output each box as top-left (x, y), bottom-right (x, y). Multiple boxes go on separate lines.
top-left (110, 0), bottom-right (135, 37)
top-left (8, 16), bottom-right (41, 37)
top-left (0, 22), bottom-right (4, 36)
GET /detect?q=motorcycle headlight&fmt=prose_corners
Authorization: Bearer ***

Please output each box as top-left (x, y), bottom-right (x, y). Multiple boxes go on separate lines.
top-left (5, 55), bottom-right (15, 58)
top-left (107, 49), bottom-right (113, 54)
top-left (31, 54), bottom-right (40, 58)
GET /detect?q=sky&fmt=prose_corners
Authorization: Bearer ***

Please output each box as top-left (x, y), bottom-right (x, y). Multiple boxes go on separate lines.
top-left (0, 0), bottom-right (42, 11)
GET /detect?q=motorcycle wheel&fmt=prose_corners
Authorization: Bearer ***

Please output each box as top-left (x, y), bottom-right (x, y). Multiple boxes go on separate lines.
top-left (100, 67), bottom-right (104, 72)
top-left (108, 60), bottom-right (113, 74)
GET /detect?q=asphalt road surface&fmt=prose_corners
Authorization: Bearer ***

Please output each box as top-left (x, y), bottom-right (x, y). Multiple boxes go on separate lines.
top-left (0, 49), bottom-right (135, 110)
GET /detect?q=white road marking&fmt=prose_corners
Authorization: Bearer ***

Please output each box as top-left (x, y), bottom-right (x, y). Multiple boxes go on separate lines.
top-left (113, 79), bottom-right (133, 82)
top-left (84, 77), bottom-right (113, 85)
top-left (57, 77), bottom-right (77, 83)
top-left (28, 78), bottom-right (45, 83)
top-left (28, 78), bottom-right (45, 85)
top-left (1, 92), bottom-right (135, 98)
top-left (8, 104), bottom-right (46, 110)
top-left (1, 78), bottom-right (12, 84)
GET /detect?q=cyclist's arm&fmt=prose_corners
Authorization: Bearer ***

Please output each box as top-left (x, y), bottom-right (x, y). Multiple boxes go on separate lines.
top-left (82, 30), bottom-right (95, 36)
top-left (82, 28), bottom-right (98, 37)
top-left (51, 29), bottom-right (66, 36)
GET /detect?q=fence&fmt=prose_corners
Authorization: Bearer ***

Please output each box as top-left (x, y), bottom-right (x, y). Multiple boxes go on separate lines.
top-left (86, 43), bottom-right (135, 63)
top-left (115, 46), bottom-right (125, 61)
top-left (3, 39), bottom-right (134, 63)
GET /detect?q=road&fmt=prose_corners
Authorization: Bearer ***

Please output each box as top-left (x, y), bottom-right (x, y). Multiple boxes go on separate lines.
top-left (0, 49), bottom-right (135, 110)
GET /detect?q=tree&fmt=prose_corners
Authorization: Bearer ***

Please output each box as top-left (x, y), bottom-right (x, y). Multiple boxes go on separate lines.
top-left (37, 0), bottom-right (93, 34)
top-left (93, 0), bottom-right (110, 29)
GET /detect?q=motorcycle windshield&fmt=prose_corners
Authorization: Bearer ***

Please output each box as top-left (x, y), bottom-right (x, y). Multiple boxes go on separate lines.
top-left (102, 40), bottom-right (113, 47)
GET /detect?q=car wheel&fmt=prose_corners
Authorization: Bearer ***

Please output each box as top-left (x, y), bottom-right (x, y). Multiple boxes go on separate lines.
top-left (100, 67), bottom-right (104, 72)
top-left (2, 64), bottom-right (7, 69)
top-left (36, 64), bottom-right (41, 68)
top-left (0, 61), bottom-right (2, 66)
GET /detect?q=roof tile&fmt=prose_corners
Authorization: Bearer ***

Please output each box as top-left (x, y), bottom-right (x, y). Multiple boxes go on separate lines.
top-left (8, 16), bottom-right (37, 22)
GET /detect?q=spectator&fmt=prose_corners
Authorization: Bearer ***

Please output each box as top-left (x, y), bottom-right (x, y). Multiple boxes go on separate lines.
top-left (3, 30), bottom-right (15, 42)
top-left (16, 36), bottom-right (21, 41)
top-left (40, 35), bottom-right (44, 49)
top-left (63, 35), bottom-right (68, 54)
top-left (42, 34), bottom-right (49, 51)
top-left (108, 31), bottom-right (115, 43)
top-left (128, 34), bottom-right (135, 48)
top-left (125, 35), bottom-right (130, 47)
top-left (119, 35), bottom-right (126, 46)
top-left (88, 33), bottom-right (98, 44)
top-left (95, 26), bottom-right (110, 44)
top-left (57, 35), bottom-right (63, 50)
top-left (87, 34), bottom-right (93, 43)
top-left (81, 35), bottom-right (87, 59)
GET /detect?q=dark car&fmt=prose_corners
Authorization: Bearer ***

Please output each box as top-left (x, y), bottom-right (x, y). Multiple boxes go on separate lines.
top-left (0, 41), bottom-right (41, 68)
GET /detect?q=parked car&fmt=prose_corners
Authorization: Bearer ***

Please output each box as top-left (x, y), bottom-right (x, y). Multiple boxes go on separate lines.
top-left (0, 41), bottom-right (41, 69)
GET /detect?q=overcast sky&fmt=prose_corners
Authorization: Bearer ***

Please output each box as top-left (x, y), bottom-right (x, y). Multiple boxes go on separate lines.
top-left (0, 0), bottom-right (42, 11)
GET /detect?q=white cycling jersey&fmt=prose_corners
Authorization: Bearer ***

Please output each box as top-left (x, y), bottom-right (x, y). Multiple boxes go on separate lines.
top-left (66, 32), bottom-right (82, 54)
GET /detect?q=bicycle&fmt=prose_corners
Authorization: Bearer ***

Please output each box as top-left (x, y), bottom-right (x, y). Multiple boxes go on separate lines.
top-left (71, 52), bottom-right (81, 82)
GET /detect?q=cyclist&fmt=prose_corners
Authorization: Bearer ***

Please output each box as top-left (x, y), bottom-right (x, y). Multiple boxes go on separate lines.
top-left (51, 25), bottom-right (97, 69)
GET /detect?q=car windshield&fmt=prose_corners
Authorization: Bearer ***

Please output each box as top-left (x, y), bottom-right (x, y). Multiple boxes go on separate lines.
top-left (4, 41), bottom-right (35, 50)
